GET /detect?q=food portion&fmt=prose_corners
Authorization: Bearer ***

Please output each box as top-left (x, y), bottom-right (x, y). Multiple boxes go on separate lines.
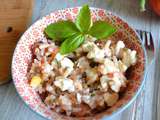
top-left (28, 37), bottom-right (137, 116)
top-left (28, 5), bottom-right (138, 117)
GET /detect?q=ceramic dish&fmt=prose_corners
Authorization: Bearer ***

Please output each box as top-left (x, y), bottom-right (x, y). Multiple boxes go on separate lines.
top-left (11, 7), bottom-right (146, 120)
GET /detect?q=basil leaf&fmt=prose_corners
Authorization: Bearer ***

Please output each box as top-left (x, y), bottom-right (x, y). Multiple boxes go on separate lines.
top-left (44, 20), bottom-right (79, 40)
top-left (88, 21), bottom-right (116, 39)
top-left (60, 33), bottom-right (85, 54)
top-left (76, 5), bottom-right (92, 33)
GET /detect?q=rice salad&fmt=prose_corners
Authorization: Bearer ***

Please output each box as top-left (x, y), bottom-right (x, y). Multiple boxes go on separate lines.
top-left (28, 36), bottom-right (137, 116)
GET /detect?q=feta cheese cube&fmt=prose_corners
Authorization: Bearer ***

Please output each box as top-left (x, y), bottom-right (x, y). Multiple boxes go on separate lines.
top-left (130, 50), bottom-right (137, 64)
top-left (100, 76), bottom-right (110, 90)
top-left (60, 57), bottom-right (74, 77)
top-left (117, 60), bottom-right (127, 72)
top-left (98, 58), bottom-right (119, 74)
top-left (76, 93), bottom-right (82, 104)
top-left (109, 79), bottom-right (121, 92)
top-left (43, 63), bottom-right (53, 73)
top-left (82, 41), bottom-right (97, 52)
top-left (122, 49), bottom-right (137, 67)
top-left (82, 41), bottom-right (105, 63)
top-left (104, 40), bottom-right (112, 49)
top-left (77, 57), bottom-right (90, 69)
top-left (104, 40), bottom-right (112, 57)
top-left (60, 57), bottom-right (74, 68)
top-left (109, 72), bottom-right (127, 92)
top-left (46, 84), bottom-right (54, 92)
top-left (113, 56), bottom-right (127, 72)
top-left (59, 95), bottom-right (72, 106)
top-left (54, 77), bottom-right (75, 92)
top-left (82, 95), bottom-right (91, 104)
top-left (86, 68), bottom-right (98, 84)
top-left (87, 48), bottom-right (105, 63)
top-left (55, 53), bottom-right (64, 61)
top-left (115, 41), bottom-right (125, 56)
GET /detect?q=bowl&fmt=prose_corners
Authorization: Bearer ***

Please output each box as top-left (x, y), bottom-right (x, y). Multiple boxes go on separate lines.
top-left (11, 7), bottom-right (146, 120)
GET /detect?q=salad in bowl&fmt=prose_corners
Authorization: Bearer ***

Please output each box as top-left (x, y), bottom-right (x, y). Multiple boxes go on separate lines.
top-left (12, 5), bottom-right (146, 120)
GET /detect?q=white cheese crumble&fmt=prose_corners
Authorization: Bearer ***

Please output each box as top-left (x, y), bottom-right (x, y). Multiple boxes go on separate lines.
top-left (117, 60), bottom-right (127, 72)
top-left (109, 72), bottom-right (126, 92)
top-left (55, 53), bottom-right (64, 61)
top-left (122, 49), bottom-right (137, 67)
top-left (76, 93), bottom-right (82, 104)
top-left (43, 63), bottom-right (53, 73)
top-left (87, 47), bottom-right (105, 63)
top-left (82, 41), bottom-right (96, 52)
top-left (98, 58), bottom-right (119, 75)
top-left (100, 75), bottom-right (110, 90)
top-left (115, 41), bottom-right (125, 56)
top-left (54, 77), bottom-right (75, 92)
top-left (82, 95), bottom-right (91, 104)
top-left (77, 57), bottom-right (90, 69)
top-left (104, 40), bottom-right (112, 57)
top-left (74, 80), bottom-right (83, 91)
top-left (60, 57), bottom-right (74, 68)
top-left (86, 68), bottom-right (98, 84)
top-left (82, 41), bottom-right (105, 63)
top-left (60, 57), bottom-right (74, 77)
top-left (46, 84), bottom-right (54, 92)
top-left (59, 95), bottom-right (72, 106)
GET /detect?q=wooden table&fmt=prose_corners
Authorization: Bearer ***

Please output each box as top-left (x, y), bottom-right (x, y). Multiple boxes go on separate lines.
top-left (0, 0), bottom-right (160, 120)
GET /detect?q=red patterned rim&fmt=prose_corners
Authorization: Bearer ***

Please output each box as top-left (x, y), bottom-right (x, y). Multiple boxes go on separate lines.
top-left (11, 7), bottom-right (146, 120)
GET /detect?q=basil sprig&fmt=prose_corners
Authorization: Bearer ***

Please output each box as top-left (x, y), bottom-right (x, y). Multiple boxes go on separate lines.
top-left (45, 5), bottom-right (116, 54)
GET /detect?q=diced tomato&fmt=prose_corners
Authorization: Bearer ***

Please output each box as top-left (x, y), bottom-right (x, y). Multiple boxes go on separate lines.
top-left (41, 58), bottom-right (45, 65)
top-left (48, 48), bottom-right (59, 64)
top-left (107, 72), bottom-right (114, 78)
top-left (45, 48), bottom-right (48, 53)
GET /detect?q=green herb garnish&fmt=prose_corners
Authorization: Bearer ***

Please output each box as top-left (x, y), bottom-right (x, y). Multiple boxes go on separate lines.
top-left (45, 5), bottom-right (117, 54)
top-left (45, 20), bottom-right (79, 40)
top-left (89, 21), bottom-right (116, 39)
top-left (76, 4), bottom-right (92, 33)
top-left (139, 0), bottom-right (146, 12)
top-left (60, 33), bottom-right (85, 54)
top-left (91, 93), bottom-right (96, 97)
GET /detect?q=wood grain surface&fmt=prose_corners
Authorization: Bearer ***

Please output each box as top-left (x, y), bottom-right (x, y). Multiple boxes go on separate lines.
top-left (0, 0), bottom-right (34, 84)
top-left (0, 0), bottom-right (160, 120)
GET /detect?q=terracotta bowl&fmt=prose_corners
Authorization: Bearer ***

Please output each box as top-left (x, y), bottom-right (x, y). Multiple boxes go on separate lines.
top-left (11, 7), bottom-right (147, 120)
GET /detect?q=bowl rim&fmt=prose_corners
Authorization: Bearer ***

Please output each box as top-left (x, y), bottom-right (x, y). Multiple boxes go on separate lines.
top-left (11, 6), bottom-right (148, 120)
